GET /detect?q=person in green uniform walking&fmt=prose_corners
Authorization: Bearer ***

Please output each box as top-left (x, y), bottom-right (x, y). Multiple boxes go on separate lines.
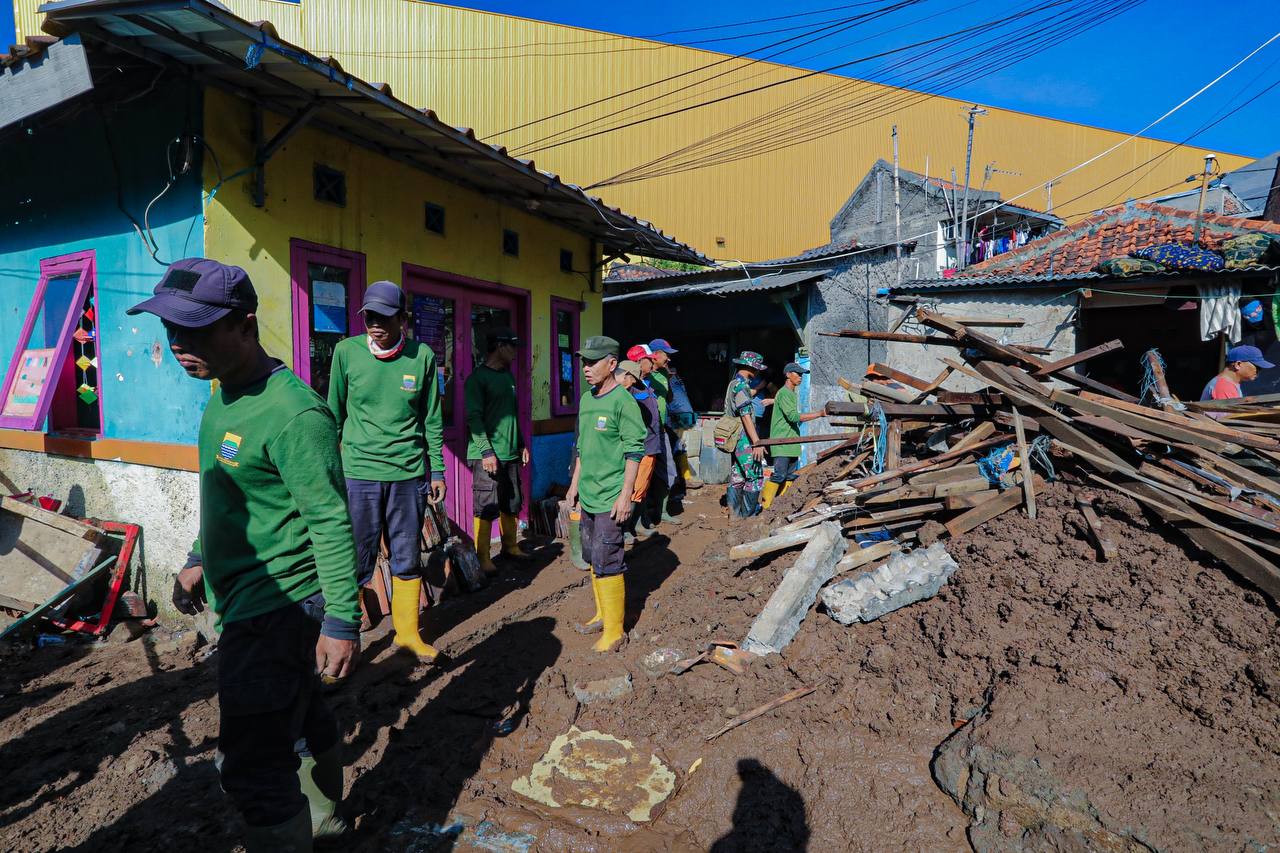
top-left (327, 281), bottom-right (448, 666)
top-left (564, 336), bottom-right (646, 652)
top-left (761, 362), bottom-right (823, 509)
top-left (465, 326), bottom-right (531, 575)
top-left (725, 351), bottom-right (768, 518)
top-left (132, 259), bottom-right (360, 851)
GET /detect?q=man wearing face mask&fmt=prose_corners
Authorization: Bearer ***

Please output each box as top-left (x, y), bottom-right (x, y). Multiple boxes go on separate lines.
top-left (131, 258), bottom-right (360, 850)
top-left (327, 281), bottom-right (448, 666)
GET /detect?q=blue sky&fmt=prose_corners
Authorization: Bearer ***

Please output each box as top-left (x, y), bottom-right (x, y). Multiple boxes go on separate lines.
top-left (451, 0), bottom-right (1280, 158)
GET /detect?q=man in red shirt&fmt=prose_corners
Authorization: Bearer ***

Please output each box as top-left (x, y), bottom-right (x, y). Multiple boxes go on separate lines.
top-left (1201, 345), bottom-right (1273, 402)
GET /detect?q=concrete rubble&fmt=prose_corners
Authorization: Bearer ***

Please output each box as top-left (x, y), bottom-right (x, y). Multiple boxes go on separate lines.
top-left (821, 542), bottom-right (959, 624)
top-left (742, 521), bottom-right (846, 655)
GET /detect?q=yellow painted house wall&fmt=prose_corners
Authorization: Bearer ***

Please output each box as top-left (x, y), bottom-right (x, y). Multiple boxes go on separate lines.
top-left (16, 0), bottom-right (1253, 261)
top-left (200, 87), bottom-right (599, 423)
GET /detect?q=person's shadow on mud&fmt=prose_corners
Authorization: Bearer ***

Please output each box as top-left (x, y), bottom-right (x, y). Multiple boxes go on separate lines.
top-left (710, 758), bottom-right (810, 853)
top-left (346, 616), bottom-right (561, 848)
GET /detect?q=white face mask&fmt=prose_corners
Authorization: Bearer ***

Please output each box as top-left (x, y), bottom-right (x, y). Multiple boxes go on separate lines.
top-left (368, 334), bottom-right (404, 359)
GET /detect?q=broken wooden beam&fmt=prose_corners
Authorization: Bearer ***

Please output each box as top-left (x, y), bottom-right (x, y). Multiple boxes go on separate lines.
top-left (1031, 339), bottom-right (1123, 378)
top-left (819, 329), bottom-right (1053, 354)
top-left (753, 431), bottom-right (862, 448)
top-left (825, 400), bottom-right (996, 419)
top-left (944, 488), bottom-right (1025, 538)
top-left (1075, 494), bottom-right (1116, 560)
top-left (729, 526), bottom-right (825, 561)
top-left (1012, 407), bottom-right (1037, 520)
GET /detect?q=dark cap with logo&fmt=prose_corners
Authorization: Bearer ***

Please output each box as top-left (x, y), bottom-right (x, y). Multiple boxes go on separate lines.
top-left (783, 362), bottom-right (809, 376)
top-left (487, 326), bottom-right (520, 346)
top-left (577, 335), bottom-right (620, 361)
top-left (127, 258), bottom-right (258, 327)
top-left (361, 281), bottom-right (406, 316)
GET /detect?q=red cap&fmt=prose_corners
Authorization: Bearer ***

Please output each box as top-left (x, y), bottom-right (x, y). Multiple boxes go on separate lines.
top-left (627, 344), bottom-right (654, 361)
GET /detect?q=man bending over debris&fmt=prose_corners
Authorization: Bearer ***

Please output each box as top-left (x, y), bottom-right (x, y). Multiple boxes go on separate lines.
top-left (132, 259), bottom-right (359, 851)
top-left (328, 281), bottom-right (449, 666)
top-left (565, 337), bottom-right (645, 652)
top-left (761, 362), bottom-right (823, 509)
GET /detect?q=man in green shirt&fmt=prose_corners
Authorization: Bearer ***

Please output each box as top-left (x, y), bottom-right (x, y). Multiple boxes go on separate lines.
top-left (564, 336), bottom-right (645, 652)
top-left (762, 362), bottom-right (822, 509)
top-left (464, 326), bottom-right (530, 575)
top-left (328, 281), bottom-right (448, 666)
top-left (130, 258), bottom-right (359, 850)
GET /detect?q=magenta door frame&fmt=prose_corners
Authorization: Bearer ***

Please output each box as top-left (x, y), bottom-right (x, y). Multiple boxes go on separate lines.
top-left (402, 262), bottom-right (532, 534)
top-left (548, 296), bottom-right (581, 417)
top-left (0, 250), bottom-right (97, 431)
top-left (289, 239), bottom-right (367, 384)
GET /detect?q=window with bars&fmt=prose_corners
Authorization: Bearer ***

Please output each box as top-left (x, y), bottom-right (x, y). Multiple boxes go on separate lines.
top-left (502, 229), bottom-right (519, 257)
top-left (0, 251), bottom-right (100, 434)
top-left (313, 164), bottom-right (346, 207)
top-left (560, 249), bottom-right (574, 273)
top-left (425, 202), bottom-right (446, 235)
top-left (549, 297), bottom-right (581, 416)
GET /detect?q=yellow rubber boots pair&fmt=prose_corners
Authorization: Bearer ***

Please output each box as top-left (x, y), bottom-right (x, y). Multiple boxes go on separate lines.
top-left (390, 577), bottom-right (448, 666)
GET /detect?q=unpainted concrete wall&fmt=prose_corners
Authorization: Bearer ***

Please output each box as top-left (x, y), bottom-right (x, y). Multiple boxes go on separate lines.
top-left (0, 449), bottom-right (198, 618)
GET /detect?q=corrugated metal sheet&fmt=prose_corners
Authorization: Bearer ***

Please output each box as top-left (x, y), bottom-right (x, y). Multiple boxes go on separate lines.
top-left (15, 0), bottom-right (1253, 261)
top-left (605, 268), bottom-right (828, 302)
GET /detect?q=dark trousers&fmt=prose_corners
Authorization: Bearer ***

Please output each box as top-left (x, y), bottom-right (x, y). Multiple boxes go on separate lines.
top-left (217, 597), bottom-right (339, 827)
top-left (346, 477), bottom-right (426, 586)
top-left (770, 456), bottom-right (800, 484)
top-left (581, 509), bottom-right (626, 577)
top-left (470, 458), bottom-right (523, 520)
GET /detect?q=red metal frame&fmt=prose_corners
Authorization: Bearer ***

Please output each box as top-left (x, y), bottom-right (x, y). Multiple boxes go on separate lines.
top-left (549, 296), bottom-right (582, 417)
top-left (0, 250), bottom-right (97, 431)
top-left (289, 239), bottom-right (367, 384)
top-left (48, 520), bottom-right (140, 636)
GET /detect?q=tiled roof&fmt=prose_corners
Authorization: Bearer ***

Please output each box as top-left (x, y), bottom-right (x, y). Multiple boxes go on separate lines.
top-left (961, 201), bottom-right (1280, 278)
top-left (604, 263), bottom-right (682, 282)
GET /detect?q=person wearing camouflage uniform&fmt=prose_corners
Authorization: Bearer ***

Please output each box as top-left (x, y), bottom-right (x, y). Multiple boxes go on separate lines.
top-left (724, 351), bottom-right (767, 518)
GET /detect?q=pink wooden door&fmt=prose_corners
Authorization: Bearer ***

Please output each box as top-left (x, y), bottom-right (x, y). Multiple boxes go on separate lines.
top-left (289, 240), bottom-right (367, 399)
top-left (402, 265), bottom-right (531, 535)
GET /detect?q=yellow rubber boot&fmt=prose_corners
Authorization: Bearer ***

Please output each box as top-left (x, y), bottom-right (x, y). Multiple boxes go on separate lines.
top-left (760, 480), bottom-right (781, 509)
top-left (592, 573), bottom-right (626, 653)
top-left (675, 452), bottom-right (704, 489)
top-left (474, 517), bottom-right (497, 576)
top-left (780, 480), bottom-right (793, 496)
top-left (499, 512), bottom-right (533, 560)
top-left (391, 577), bottom-right (447, 664)
top-left (574, 572), bottom-right (603, 635)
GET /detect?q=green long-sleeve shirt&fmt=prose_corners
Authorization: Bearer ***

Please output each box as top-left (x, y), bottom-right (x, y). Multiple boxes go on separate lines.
top-left (327, 335), bottom-right (445, 481)
top-left (464, 364), bottom-right (522, 461)
top-left (769, 384), bottom-right (803, 458)
top-left (575, 384), bottom-right (646, 513)
top-left (196, 365), bottom-right (361, 632)
top-left (649, 368), bottom-right (671, 426)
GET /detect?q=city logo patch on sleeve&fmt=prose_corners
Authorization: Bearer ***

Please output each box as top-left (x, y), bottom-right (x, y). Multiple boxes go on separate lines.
top-left (218, 432), bottom-right (242, 467)
top-left (594, 415), bottom-right (608, 431)
top-left (401, 374), bottom-right (417, 392)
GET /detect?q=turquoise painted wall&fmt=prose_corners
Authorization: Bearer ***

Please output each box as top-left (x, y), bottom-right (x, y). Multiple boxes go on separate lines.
top-left (0, 80), bottom-right (207, 444)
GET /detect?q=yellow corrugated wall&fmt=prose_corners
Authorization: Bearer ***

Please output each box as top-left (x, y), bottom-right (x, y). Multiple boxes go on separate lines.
top-left (16, 0), bottom-right (1253, 261)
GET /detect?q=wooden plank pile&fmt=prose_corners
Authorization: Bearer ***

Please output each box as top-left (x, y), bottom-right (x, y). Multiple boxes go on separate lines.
top-left (752, 309), bottom-right (1280, 605)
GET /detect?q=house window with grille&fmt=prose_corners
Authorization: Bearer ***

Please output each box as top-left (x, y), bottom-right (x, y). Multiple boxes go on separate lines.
top-left (560, 249), bottom-right (574, 273)
top-left (0, 250), bottom-right (101, 434)
top-left (502, 229), bottom-right (519, 257)
top-left (424, 202), bottom-right (446, 235)
top-left (313, 164), bottom-right (346, 207)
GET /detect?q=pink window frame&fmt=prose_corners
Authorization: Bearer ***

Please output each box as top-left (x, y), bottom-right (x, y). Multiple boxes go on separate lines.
top-left (549, 296), bottom-right (581, 417)
top-left (289, 239), bottom-right (367, 385)
top-left (0, 250), bottom-right (98, 432)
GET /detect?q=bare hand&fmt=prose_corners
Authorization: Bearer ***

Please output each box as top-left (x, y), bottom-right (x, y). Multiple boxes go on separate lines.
top-left (564, 487), bottom-right (578, 509)
top-left (611, 493), bottom-right (633, 523)
top-left (521, 447), bottom-right (530, 467)
top-left (316, 635), bottom-right (359, 681)
top-left (430, 479), bottom-right (447, 503)
top-left (172, 565), bottom-right (205, 615)
top-left (751, 446), bottom-right (766, 463)
top-left (762, 398), bottom-right (774, 406)
top-left (482, 455), bottom-right (499, 475)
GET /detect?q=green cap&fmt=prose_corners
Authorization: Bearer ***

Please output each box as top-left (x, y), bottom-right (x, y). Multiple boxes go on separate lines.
top-left (577, 335), bottom-right (620, 361)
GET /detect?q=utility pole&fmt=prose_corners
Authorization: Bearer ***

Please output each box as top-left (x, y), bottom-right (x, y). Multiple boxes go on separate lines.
top-left (950, 168), bottom-right (961, 267)
top-left (1193, 153), bottom-right (1218, 245)
top-left (1045, 179), bottom-right (1061, 214)
top-left (893, 125), bottom-right (902, 286)
top-left (958, 105), bottom-right (986, 270)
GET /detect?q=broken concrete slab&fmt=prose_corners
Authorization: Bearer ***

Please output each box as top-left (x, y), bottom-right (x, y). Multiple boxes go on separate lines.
top-left (512, 726), bottom-right (677, 822)
top-left (572, 673), bottom-right (634, 704)
top-left (742, 521), bottom-right (846, 656)
top-left (821, 542), bottom-right (958, 625)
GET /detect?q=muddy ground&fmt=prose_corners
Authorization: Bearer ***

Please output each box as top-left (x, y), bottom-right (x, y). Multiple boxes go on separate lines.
top-left (1, 460), bottom-right (1277, 851)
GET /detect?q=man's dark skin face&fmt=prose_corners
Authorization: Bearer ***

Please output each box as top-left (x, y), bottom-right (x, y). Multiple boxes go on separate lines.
top-left (163, 312), bottom-right (268, 386)
top-left (364, 310), bottom-right (405, 347)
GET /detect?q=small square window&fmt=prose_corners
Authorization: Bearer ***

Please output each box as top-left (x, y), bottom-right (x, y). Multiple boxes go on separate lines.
top-left (313, 164), bottom-right (346, 207)
top-left (560, 249), bottom-right (574, 273)
top-left (502, 229), bottom-right (519, 257)
top-left (425, 202), bottom-right (446, 235)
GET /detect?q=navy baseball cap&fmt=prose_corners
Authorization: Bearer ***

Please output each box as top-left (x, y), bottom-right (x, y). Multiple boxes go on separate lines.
top-left (783, 362), bottom-right (809, 375)
top-left (1226, 344), bottom-right (1275, 369)
top-left (361, 281), bottom-right (405, 316)
top-left (649, 338), bottom-right (678, 354)
top-left (128, 258), bottom-right (257, 327)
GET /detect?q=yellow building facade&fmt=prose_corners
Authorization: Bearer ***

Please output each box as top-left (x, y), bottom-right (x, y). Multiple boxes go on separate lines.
top-left (15, 0), bottom-right (1252, 260)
